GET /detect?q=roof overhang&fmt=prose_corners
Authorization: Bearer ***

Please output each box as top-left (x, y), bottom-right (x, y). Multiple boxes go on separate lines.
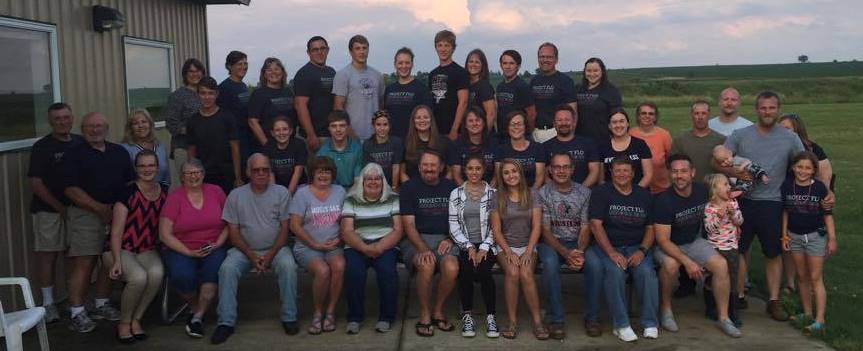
top-left (196, 0), bottom-right (250, 5)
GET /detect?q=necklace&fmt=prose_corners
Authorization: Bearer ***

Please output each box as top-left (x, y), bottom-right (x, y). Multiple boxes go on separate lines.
top-left (466, 183), bottom-right (484, 201)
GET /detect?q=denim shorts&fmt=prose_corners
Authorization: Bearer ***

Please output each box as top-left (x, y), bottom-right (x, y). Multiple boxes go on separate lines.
top-left (163, 247), bottom-right (227, 294)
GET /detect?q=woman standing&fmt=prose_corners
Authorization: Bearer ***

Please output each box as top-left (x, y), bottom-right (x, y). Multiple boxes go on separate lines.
top-left (217, 51), bottom-right (252, 166)
top-left (495, 50), bottom-right (536, 140)
top-left (629, 102), bottom-right (671, 194)
top-left (165, 58), bottom-right (205, 182)
top-left (340, 163), bottom-right (402, 334)
top-left (465, 49), bottom-right (496, 130)
top-left (575, 57), bottom-right (622, 141)
top-left (401, 105), bottom-right (451, 181)
top-left (599, 109), bottom-right (653, 188)
top-left (289, 156), bottom-right (347, 334)
top-left (449, 155), bottom-right (499, 338)
top-left (104, 150), bottom-right (167, 343)
top-left (779, 114), bottom-right (833, 189)
top-left (121, 109), bottom-right (170, 187)
top-left (450, 107), bottom-right (497, 185)
top-left (248, 57), bottom-right (296, 149)
top-left (159, 159), bottom-right (228, 339)
top-left (495, 111), bottom-right (546, 189)
top-left (384, 47), bottom-right (432, 139)
top-left (491, 159), bottom-right (547, 340)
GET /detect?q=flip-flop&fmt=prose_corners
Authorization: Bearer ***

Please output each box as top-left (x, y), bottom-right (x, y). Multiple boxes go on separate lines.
top-left (308, 314), bottom-right (323, 335)
top-left (432, 318), bottom-right (455, 332)
top-left (323, 313), bottom-right (336, 333)
top-left (415, 321), bottom-right (434, 337)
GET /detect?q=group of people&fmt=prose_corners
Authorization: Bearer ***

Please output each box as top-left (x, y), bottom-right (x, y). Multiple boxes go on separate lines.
top-left (26, 29), bottom-right (838, 346)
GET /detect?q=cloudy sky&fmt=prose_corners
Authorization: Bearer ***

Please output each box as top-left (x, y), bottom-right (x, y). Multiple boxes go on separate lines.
top-left (206, 0), bottom-right (862, 83)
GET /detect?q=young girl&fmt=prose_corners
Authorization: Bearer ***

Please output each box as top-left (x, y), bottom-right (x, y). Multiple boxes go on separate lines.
top-left (703, 173), bottom-right (744, 327)
top-left (781, 151), bottom-right (836, 335)
top-left (362, 110), bottom-right (403, 191)
top-left (264, 116), bottom-right (307, 194)
top-left (491, 159), bottom-right (547, 340)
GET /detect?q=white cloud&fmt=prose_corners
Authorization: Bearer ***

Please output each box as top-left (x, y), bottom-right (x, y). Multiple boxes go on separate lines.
top-left (723, 15), bottom-right (816, 38)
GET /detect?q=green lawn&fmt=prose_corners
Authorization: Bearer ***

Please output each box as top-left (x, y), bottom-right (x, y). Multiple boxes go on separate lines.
top-left (653, 102), bottom-right (863, 351)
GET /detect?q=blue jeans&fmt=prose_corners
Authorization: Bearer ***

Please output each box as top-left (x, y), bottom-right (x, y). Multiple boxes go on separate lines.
top-left (163, 246), bottom-right (227, 295)
top-left (344, 248), bottom-right (399, 323)
top-left (599, 245), bottom-right (658, 329)
top-left (537, 240), bottom-right (577, 324)
top-left (216, 247), bottom-right (298, 326)
top-left (582, 245), bottom-right (605, 323)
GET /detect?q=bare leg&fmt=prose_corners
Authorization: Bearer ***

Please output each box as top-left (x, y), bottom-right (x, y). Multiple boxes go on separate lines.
top-left (706, 255), bottom-right (731, 321)
top-left (498, 255), bottom-right (520, 324)
top-left (94, 256), bottom-right (113, 299)
top-left (782, 252), bottom-right (797, 291)
top-left (432, 256), bottom-right (459, 320)
top-left (68, 256), bottom-right (97, 307)
top-left (325, 255), bottom-right (345, 315)
top-left (36, 252), bottom-right (59, 291)
top-left (519, 257), bottom-right (543, 325)
top-left (415, 260), bottom-right (435, 324)
top-left (806, 256), bottom-right (826, 324)
top-left (792, 253), bottom-right (812, 317)
top-left (737, 253), bottom-right (747, 298)
top-left (765, 256), bottom-right (782, 301)
top-left (196, 283), bottom-right (217, 317)
top-left (307, 259), bottom-right (331, 316)
top-left (659, 258), bottom-right (681, 313)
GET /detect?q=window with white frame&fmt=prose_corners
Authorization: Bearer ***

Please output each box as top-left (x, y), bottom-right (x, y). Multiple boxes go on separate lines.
top-left (0, 17), bottom-right (60, 150)
top-left (124, 37), bottom-right (175, 125)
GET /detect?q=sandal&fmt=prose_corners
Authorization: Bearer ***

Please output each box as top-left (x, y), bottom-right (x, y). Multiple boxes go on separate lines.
top-left (432, 317), bottom-right (455, 332)
top-left (533, 323), bottom-right (550, 340)
top-left (308, 313), bottom-right (323, 335)
top-left (415, 321), bottom-right (434, 337)
top-left (501, 322), bottom-right (518, 339)
top-left (803, 322), bottom-right (826, 336)
top-left (323, 313), bottom-right (336, 333)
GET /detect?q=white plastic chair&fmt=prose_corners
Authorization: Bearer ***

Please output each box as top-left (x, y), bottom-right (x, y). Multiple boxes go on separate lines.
top-left (0, 277), bottom-right (50, 351)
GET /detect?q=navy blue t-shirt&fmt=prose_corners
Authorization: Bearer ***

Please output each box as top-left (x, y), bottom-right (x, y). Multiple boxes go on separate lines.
top-left (575, 82), bottom-right (622, 141)
top-left (62, 141), bottom-right (134, 204)
top-left (248, 86), bottom-right (296, 136)
top-left (653, 183), bottom-right (708, 246)
top-left (384, 79), bottom-right (432, 139)
top-left (363, 136), bottom-right (405, 185)
top-left (468, 79), bottom-right (495, 113)
top-left (187, 109), bottom-right (239, 178)
top-left (294, 62), bottom-right (336, 137)
top-left (496, 77), bottom-right (534, 137)
top-left (217, 78), bottom-right (251, 131)
top-left (589, 183), bottom-right (653, 247)
top-left (449, 137), bottom-right (498, 182)
top-left (530, 72), bottom-right (576, 129)
top-left (429, 63), bottom-right (469, 135)
top-left (495, 141), bottom-right (547, 185)
top-left (543, 136), bottom-right (600, 184)
top-left (600, 137), bottom-right (653, 186)
top-left (781, 178), bottom-right (831, 234)
top-left (399, 177), bottom-right (456, 235)
top-left (263, 138), bottom-right (308, 188)
top-left (28, 134), bottom-right (85, 213)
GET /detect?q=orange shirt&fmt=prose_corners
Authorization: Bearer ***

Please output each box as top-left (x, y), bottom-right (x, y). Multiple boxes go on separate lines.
top-left (630, 126), bottom-right (672, 194)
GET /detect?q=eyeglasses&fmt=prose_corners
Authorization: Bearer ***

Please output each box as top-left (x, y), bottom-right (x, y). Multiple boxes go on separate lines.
top-left (183, 170), bottom-right (203, 176)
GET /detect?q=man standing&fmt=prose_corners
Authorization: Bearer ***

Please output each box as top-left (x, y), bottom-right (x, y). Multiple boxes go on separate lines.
top-left (211, 154), bottom-right (298, 344)
top-left (429, 30), bottom-right (469, 141)
top-left (28, 103), bottom-right (84, 323)
top-left (654, 154), bottom-right (741, 337)
top-left (530, 42), bottom-right (577, 143)
top-left (536, 152), bottom-right (594, 339)
top-left (62, 112), bottom-right (132, 332)
top-left (399, 150), bottom-right (459, 336)
top-left (333, 34), bottom-right (385, 141)
top-left (709, 87), bottom-right (752, 136)
top-left (671, 100), bottom-right (726, 183)
top-left (295, 36), bottom-right (336, 152)
top-left (718, 91), bottom-right (804, 321)
top-left (543, 104), bottom-right (601, 186)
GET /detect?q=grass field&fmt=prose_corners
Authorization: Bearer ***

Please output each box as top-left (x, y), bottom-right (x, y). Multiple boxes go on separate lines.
top-left (653, 102), bottom-right (863, 351)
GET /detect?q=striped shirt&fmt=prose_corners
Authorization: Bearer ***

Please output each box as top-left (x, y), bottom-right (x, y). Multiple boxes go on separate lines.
top-left (341, 194), bottom-right (400, 248)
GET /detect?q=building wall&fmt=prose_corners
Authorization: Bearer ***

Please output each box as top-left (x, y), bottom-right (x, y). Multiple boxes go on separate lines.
top-left (0, 0), bottom-right (208, 309)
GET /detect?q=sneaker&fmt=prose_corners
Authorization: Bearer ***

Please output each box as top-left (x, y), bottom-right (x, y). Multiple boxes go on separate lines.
top-left (210, 325), bottom-right (234, 344)
top-left (716, 319), bottom-right (742, 338)
top-left (91, 302), bottom-right (121, 321)
top-left (767, 300), bottom-right (789, 321)
top-left (613, 326), bottom-right (638, 342)
top-left (68, 312), bottom-right (96, 333)
top-left (44, 304), bottom-right (60, 324)
top-left (461, 313), bottom-right (476, 337)
top-left (643, 327), bottom-right (659, 339)
top-left (485, 314), bottom-right (499, 338)
top-left (661, 311), bottom-right (679, 332)
top-left (346, 322), bottom-right (360, 335)
top-left (282, 321), bottom-right (299, 335)
top-left (186, 315), bottom-right (204, 338)
top-left (375, 321), bottom-right (391, 333)
top-left (584, 319), bottom-right (602, 337)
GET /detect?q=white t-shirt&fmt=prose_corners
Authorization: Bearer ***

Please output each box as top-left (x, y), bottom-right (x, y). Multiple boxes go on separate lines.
top-left (709, 116), bottom-right (753, 136)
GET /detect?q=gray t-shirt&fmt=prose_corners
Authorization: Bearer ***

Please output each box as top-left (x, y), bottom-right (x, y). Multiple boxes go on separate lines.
top-left (538, 182), bottom-right (591, 242)
top-left (493, 190), bottom-right (541, 248)
top-left (288, 184), bottom-right (346, 247)
top-left (724, 124), bottom-right (804, 201)
top-left (222, 184), bottom-right (291, 251)
top-left (463, 196), bottom-right (482, 243)
top-left (709, 116), bottom-right (752, 137)
top-left (332, 64), bottom-right (385, 140)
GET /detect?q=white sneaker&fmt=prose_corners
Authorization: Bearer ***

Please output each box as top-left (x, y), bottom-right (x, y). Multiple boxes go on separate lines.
top-left (461, 313), bottom-right (476, 337)
top-left (643, 326), bottom-right (659, 339)
top-left (613, 326), bottom-right (638, 342)
top-left (486, 314), bottom-right (499, 338)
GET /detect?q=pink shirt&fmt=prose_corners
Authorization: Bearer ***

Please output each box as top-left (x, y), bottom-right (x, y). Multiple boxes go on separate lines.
top-left (703, 200), bottom-right (744, 251)
top-left (629, 127), bottom-right (672, 194)
top-left (160, 183), bottom-right (226, 250)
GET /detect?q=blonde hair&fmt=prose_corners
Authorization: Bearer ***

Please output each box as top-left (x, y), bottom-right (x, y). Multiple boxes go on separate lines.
top-left (495, 159), bottom-right (531, 210)
top-left (703, 173), bottom-right (729, 202)
top-left (123, 108), bottom-right (158, 144)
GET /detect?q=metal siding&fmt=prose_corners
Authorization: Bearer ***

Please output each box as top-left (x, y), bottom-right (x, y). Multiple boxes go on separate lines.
top-left (0, 0), bottom-right (208, 309)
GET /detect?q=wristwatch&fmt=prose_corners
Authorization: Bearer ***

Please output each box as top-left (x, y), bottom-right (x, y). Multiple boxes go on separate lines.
top-left (638, 246), bottom-right (649, 254)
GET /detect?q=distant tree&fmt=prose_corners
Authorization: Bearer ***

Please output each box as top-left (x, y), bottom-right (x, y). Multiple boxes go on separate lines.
top-left (833, 59), bottom-right (838, 63)
top-left (798, 55), bottom-right (809, 63)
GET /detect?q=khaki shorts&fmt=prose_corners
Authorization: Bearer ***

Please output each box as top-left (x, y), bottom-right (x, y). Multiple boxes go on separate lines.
top-left (66, 206), bottom-right (108, 257)
top-left (33, 212), bottom-right (66, 252)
